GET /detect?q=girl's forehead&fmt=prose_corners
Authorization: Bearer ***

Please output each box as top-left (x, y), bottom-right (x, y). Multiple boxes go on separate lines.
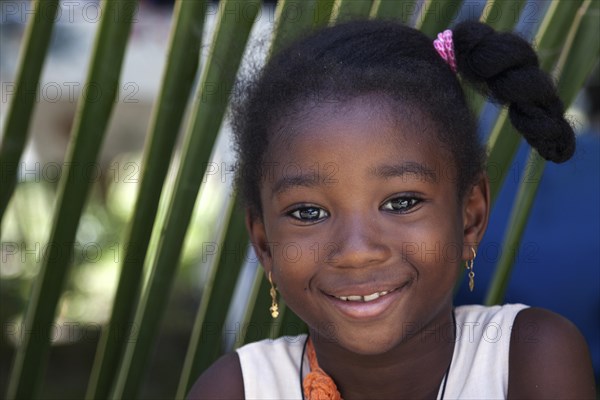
top-left (266, 94), bottom-right (449, 164)
top-left (261, 95), bottom-right (457, 190)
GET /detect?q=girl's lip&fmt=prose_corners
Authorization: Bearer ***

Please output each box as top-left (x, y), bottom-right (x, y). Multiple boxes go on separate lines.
top-left (322, 283), bottom-right (408, 320)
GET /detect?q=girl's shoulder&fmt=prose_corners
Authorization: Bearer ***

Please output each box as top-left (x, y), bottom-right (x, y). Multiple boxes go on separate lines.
top-left (454, 302), bottom-right (528, 322)
top-left (508, 307), bottom-right (596, 398)
top-left (186, 351), bottom-right (244, 399)
top-left (186, 334), bottom-right (307, 399)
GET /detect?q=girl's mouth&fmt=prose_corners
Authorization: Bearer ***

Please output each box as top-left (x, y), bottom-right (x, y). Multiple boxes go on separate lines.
top-left (324, 284), bottom-right (408, 320)
top-left (333, 288), bottom-right (397, 302)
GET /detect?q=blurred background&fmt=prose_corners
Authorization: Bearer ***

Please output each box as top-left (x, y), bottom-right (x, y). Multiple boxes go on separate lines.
top-left (1, 0), bottom-right (598, 398)
top-left (1, 0), bottom-right (240, 397)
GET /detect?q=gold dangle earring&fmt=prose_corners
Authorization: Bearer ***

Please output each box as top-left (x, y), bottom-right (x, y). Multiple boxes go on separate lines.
top-left (268, 272), bottom-right (279, 318)
top-left (466, 247), bottom-right (477, 292)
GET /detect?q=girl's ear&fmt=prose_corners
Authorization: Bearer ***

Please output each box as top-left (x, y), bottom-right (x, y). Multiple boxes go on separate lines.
top-left (245, 210), bottom-right (273, 272)
top-left (462, 173), bottom-right (490, 260)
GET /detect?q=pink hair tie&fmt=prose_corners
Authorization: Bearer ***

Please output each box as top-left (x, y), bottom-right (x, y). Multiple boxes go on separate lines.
top-left (433, 29), bottom-right (457, 72)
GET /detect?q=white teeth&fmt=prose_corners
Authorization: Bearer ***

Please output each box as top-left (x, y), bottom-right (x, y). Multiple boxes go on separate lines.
top-left (363, 292), bottom-right (380, 302)
top-left (336, 290), bottom-right (392, 302)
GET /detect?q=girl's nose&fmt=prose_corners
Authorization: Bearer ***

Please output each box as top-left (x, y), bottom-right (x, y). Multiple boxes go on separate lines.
top-left (326, 214), bottom-right (391, 268)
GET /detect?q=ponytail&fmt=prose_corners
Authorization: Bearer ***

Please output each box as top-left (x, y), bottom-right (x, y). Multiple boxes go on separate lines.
top-left (452, 21), bottom-right (575, 163)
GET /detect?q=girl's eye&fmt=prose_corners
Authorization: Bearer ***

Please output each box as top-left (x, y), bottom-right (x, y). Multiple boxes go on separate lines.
top-left (381, 197), bottom-right (421, 213)
top-left (288, 206), bottom-right (329, 222)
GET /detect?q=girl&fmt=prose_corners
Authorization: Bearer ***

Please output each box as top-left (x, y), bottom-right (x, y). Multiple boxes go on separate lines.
top-left (190, 20), bottom-right (595, 399)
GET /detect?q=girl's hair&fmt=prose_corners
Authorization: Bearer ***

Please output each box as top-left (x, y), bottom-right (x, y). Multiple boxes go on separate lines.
top-left (232, 20), bottom-right (575, 219)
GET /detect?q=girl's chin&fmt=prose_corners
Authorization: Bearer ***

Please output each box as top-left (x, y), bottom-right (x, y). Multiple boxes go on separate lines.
top-left (311, 325), bottom-right (408, 356)
top-left (339, 339), bottom-right (401, 356)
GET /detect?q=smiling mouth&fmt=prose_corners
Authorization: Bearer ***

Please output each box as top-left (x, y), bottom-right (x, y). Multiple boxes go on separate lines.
top-left (334, 288), bottom-right (397, 303)
top-left (324, 283), bottom-right (408, 320)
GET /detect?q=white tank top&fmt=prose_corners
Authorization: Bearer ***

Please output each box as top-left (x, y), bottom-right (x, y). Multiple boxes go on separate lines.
top-left (236, 303), bottom-right (529, 399)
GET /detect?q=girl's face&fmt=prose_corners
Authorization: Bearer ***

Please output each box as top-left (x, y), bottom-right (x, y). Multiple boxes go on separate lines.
top-left (247, 95), bottom-right (489, 355)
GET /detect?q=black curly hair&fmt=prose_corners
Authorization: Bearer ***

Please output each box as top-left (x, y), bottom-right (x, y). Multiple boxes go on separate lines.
top-left (232, 20), bottom-right (575, 220)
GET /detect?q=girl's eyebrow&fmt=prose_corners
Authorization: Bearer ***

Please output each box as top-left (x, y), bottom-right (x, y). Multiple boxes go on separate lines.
top-left (368, 162), bottom-right (438, 181)
top-left (271, 161), bottom-right (437, 198)
top-left (271, 173), bottom-right (320, 198)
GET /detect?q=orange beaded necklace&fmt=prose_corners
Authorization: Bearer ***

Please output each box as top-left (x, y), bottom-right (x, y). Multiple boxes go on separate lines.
top-left (302, 338), bottom-right (343, 400)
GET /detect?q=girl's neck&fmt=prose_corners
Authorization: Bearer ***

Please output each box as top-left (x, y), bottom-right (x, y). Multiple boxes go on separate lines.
top-left (308, 306), bottom-right (455, 400)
